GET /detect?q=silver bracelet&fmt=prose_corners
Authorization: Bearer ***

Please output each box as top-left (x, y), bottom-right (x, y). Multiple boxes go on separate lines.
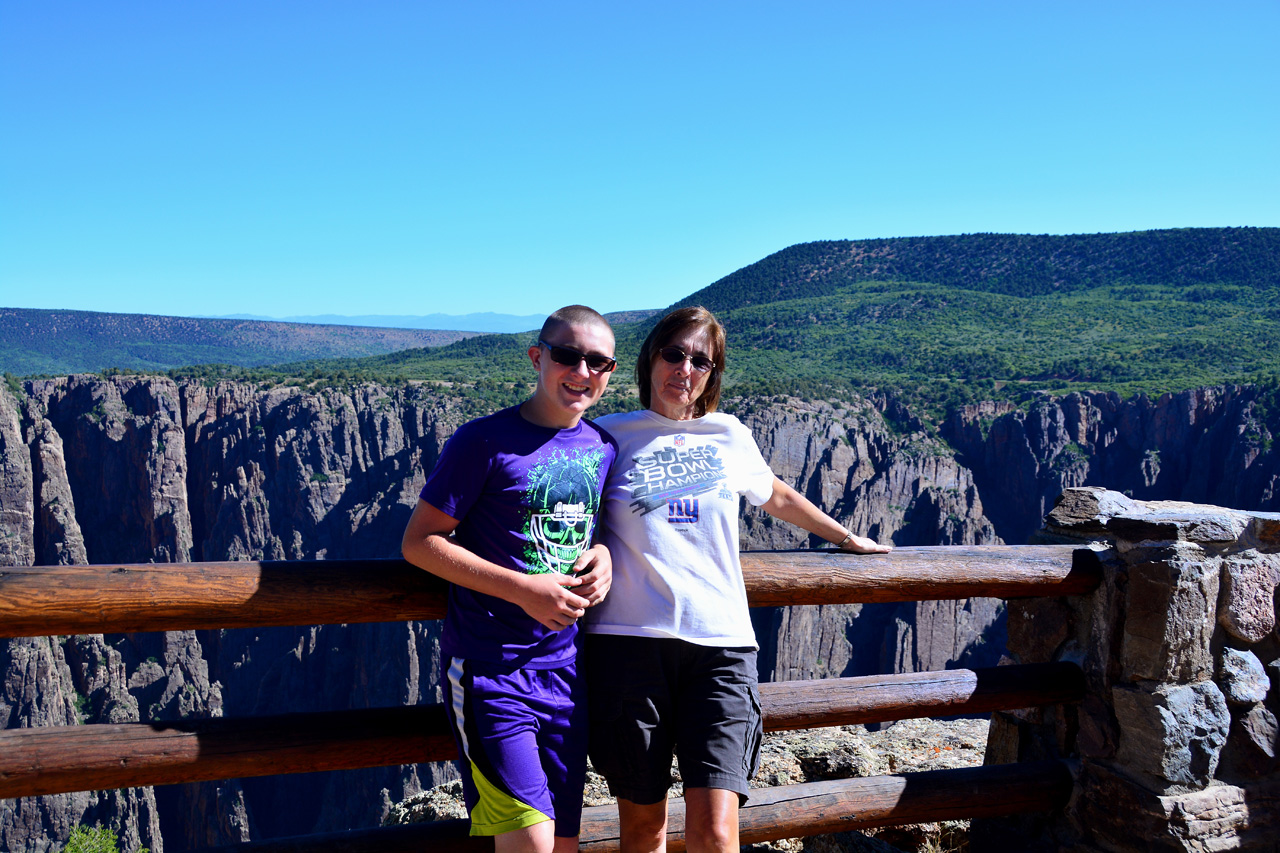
top-left (835, 530), bottom-right (854, 549)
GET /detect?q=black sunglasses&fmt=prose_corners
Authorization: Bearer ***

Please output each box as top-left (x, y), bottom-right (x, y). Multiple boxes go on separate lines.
top-left (658, 345), bottom-right (715, 373)
top-left (538, 339), bottom-right (618, 373)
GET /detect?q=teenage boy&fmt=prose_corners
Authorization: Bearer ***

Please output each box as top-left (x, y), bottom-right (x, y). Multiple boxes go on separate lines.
top-left (402, 305), bottom-right (619, 853)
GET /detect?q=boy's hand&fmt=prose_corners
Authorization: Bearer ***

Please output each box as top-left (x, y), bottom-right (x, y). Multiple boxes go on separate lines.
top-left (572, 544), bottom-right (612, 607)
top-left (518, 573), bottom-right (591, 631)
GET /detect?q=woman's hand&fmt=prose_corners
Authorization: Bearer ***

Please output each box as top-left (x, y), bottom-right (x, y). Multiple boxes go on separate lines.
top-left (838, 532), bottom-right (892, 554)
top-left (572, 543), bottom-right (613, 607)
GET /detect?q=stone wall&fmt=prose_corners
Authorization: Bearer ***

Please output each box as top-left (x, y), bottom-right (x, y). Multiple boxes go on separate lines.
top-left (975, 487), bottom-right (1280, 852)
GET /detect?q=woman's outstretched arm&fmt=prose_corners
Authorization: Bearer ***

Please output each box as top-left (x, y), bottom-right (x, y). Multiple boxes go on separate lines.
top-left (759, 476), bottom-right (892, 553)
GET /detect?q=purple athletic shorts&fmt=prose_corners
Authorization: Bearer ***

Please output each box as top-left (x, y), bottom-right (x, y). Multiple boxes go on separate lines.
top-left (444, 657), bottom-right (588, 838)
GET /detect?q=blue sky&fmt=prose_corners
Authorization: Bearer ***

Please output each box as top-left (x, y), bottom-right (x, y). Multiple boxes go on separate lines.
top-left (2, 1), bottom-right (1277, 321)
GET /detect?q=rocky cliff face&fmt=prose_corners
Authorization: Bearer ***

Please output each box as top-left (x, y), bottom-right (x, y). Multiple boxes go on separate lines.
top-left (2, 378), bottom-right (1277, 850)
top-left (1, 377), bottom-right (480, 851)
top-left (943, 387), bottom-right (1280, 544)
top-left (724, 395), bottom-right (1004, 685)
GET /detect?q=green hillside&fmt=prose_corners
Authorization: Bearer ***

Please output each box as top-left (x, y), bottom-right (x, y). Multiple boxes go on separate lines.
top-left (257, 284), bottom-right (1272, 416)
top-left (717, 278), bottom-right (1279, 406)
top-left (252, 228), bottom-right (1279, 412)
top-left (672, 227), bottom-right (1280, 312)
top-left (120, 228), bottom-right (1280, 420)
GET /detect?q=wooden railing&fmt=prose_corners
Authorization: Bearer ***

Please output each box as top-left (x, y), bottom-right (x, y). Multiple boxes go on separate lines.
top-left (0, 545), bottom-right (1102, 851)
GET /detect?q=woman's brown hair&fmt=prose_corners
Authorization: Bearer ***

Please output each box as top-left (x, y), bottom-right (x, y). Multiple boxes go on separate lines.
top-left (636, 306), bottom-right (726, 418)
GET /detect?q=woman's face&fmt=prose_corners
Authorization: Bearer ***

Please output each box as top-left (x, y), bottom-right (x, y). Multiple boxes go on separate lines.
top-left (648, 325), bottom-right (716, 421)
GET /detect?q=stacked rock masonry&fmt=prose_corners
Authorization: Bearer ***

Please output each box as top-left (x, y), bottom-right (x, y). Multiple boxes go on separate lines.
top-left (975, 487), bottom-right (1280, 852)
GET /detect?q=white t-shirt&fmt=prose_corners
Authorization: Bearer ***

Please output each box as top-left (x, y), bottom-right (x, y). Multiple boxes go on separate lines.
top-left (586, 409), bottom-right (775, 648)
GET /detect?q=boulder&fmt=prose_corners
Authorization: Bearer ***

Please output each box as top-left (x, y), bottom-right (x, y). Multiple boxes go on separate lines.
top-left (1113, 681), bottom-right (1230, 792)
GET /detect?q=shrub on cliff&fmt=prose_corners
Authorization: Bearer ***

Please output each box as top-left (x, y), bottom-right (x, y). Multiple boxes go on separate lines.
top-left (62, 824), bottom-right (148, 853)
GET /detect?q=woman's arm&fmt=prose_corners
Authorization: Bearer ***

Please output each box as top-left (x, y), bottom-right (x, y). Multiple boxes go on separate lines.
top-left (759, 476), bottom-right (892, 553)
top-left (400, 499), bottom-right (594, 630)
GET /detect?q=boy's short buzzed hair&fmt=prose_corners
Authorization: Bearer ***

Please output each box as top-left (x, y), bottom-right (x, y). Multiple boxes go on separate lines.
top-left (540, 305), bottom-right (613, 341)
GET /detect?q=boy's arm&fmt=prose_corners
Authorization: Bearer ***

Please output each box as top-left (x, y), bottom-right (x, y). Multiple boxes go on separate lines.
top-left (401, 499), bottom-right (592, 631)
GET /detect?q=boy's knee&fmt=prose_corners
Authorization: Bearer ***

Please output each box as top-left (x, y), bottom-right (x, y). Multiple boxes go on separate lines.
top-left (551, 834), bottom-right (580, 853)
top-left (494, 820), bottom-right (560, 853)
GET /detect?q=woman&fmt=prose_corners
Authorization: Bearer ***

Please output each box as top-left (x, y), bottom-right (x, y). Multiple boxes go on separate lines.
top-left (586, 306), bottom-right (890, 853)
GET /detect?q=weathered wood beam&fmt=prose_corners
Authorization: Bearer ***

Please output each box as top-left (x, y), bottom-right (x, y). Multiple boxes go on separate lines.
top-left (189, 760), bottom-right (1075, 853)
top-left (733, 759), bottom-right (1075, 849)
top-left (0, 663), bottom-right (1082, 799)
top-left (739, 544), bottom-right (1102, 607)
top-left (0, 705), bottom-right (456, 800)
top-left (0, 559), bottom-right (450, 638)
top-left (760, 661), bottom-right (1085, 732)
top-left (0, 546), bottom-right (1100, 638)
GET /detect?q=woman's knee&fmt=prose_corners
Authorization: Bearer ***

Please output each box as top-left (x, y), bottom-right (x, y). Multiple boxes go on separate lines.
top-left (617, 798), bottom-right (668, 853)
top-left (682, 788), bottom-right (739, 853)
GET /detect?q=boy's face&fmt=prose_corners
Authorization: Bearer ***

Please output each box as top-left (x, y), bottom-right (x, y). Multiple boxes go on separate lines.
top-left (528, 321), bottom-right (615, 424)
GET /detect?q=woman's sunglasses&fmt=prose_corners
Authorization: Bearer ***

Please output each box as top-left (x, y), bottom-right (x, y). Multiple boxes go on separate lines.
top-left (538, 340), bottom-right (618, 373)
top-left (658, 345), bottom-right (715, 373)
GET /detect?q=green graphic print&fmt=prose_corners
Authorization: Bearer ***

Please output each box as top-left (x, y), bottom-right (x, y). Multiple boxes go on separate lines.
top-left (523, 447), bottom-right (606, 575)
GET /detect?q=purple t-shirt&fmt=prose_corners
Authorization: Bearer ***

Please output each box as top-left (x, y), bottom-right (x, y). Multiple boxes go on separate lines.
top-left (419, 406), bottom-right (617, 668)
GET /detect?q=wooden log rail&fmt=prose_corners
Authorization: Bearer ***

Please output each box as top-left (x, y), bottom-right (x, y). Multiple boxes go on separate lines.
top-left (0, 545), bottom-right (1103, 638)
top-left (0, 545), bottom-right (1101, 849)
top-left (0, 662), bottom-right (1085, 799)
top-left (191, 760), bottom-right (1077, 853)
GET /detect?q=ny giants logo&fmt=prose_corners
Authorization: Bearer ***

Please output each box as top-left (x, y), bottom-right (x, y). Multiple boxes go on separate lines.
top-left (667, 497), bottom-right (699, 523)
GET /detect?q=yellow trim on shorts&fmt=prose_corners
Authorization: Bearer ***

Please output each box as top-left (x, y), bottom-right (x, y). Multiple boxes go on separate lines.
top-left (467, 760), bottom-right (551, 837)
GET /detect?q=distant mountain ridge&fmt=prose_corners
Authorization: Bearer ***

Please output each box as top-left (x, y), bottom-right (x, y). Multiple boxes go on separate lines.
top-left (673, 227), bottom-right (1280, 313)
top-left (215, 309), bottom-right (662, 334)
top-left (7, 228), bottom-right (1277, 390)
top-left (0, 308), bottom-right (479, 376)
top-left (214, 311), bottom-right (550, 334)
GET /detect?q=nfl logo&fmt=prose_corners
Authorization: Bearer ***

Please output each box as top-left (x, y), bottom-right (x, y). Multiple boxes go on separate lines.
top-left (674, 435), bottom-right (685, 447)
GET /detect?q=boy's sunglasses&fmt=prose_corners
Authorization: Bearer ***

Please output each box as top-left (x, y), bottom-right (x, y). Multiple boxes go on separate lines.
top-left (658, 345), bottom-right (715, 373)
top-left (538, 340), bottom-right (618, 373)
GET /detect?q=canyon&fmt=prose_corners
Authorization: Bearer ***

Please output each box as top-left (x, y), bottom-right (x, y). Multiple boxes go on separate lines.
top-left (1, 376), bottom-right (1277, 851)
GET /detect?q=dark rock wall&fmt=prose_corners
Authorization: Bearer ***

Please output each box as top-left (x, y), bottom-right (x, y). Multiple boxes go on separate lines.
top-left (945, 388), bottom-right (1280, 544)
top-left (0, 378), bottom-right (474, 851)
top-left (728, 396), bottom-right (1004, 685)
top-left (3, 379), bottom-right (1279, 850)
top-left (3, 382), bottom-right (168, 853)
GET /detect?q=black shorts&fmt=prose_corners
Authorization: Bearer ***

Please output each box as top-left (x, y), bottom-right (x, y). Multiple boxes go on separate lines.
top-left (584, 634), bottom-right (762, 805)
